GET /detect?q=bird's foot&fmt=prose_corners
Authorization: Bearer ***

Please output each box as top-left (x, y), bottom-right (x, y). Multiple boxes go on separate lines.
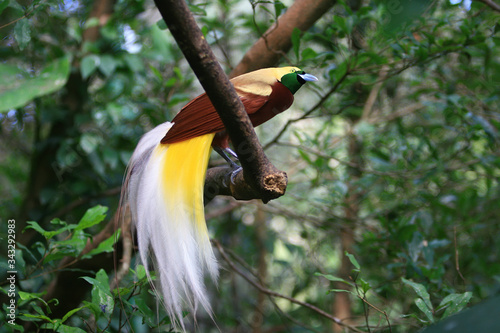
top-left (224, 147), bottom-right (238, 160)
top-left (214, 146), bottom-right (238, 164)
top-left (229, 165), bottom-right (242, 185)
top-left (214, 146), bottom-right (242, 186)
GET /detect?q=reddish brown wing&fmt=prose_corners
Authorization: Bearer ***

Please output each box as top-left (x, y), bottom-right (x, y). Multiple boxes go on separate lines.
top-left (248, 81), bottom-right (294, 127)
top-left (161, 90), bottom-right (270, 144)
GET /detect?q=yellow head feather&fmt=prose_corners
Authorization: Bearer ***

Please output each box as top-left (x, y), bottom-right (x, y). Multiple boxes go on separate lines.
top-left (231, 66), bottom-right (302, 96)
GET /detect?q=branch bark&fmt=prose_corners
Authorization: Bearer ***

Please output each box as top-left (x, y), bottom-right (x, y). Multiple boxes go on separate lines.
top-left (230, 0), bottom-right (336, 77)
top-left (476, 0), bottom-right (500, 12)
top-left (154, 0), bottom-right (287, 203)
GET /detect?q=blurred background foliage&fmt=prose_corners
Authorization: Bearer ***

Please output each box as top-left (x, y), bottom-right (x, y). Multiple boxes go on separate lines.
top-left (0, 0), bottom-right (499, 332)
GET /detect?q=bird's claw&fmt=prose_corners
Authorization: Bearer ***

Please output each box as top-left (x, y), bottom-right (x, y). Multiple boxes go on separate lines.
top-left (224, 147), bottom-right (238, 160)
top-left (230, 166), bottom-right (242, 185)
top-left (214, 146), bottom-right (242, 186)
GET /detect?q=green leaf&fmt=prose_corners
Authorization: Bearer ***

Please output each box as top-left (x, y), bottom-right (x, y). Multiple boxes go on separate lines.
top-left (123, 54), bottom-right (144, 73)
top-left (291, 27), bottom-right (301, 60)
top-left (0, 1), bottom-right (10, 16)
top-left (61, 306), bottom-right (87, 324)
top-left (134, 296), bottom-right (154, 315)
top-left (18, 291), bottom-right (48, 306)
top-left (0, 56), bottom-right (71, 113)
top-left (20, 312), bottom-right (53, 323)
top-left (439, 292), bottom-right (472, 318)
top-left (82, 269), bottom-right (114, 319)
top-left (82, 300), bottom-right (101, 318)
top-left (14, 19), bottom-right (31, 50)
top-left (315, 272), bottom-right (353, 286)
top-left (298, 149), bottom-right (313, 165)
top-left (80, 55), bottom-right (99, 79)
top-left (79, 132), bottom-right (102, 154)
top-left (327, 289), bottom-right (353, 294)
top-left (201, 25), bottom-right (209, 37)
top-left (416, 298), bottom-right (435, 323)
top-left (189, 3), bottom-right (207, 16)
top-left (156, 19), bottom-right (167, 30)
top-left (149, 64), bottom-right (163, 81)
top-left (98, 55), bottom-right (118, 77)
top-left (24, 221), bottom-right (48, 236)
top-left (345, 252), bottom-right (360, 271)
top-left (420, 295), bottom-right (500, 333)
top-left (43, 230), bottom-right (88, 263)
top-left (24, 221), bottom-right (73, 240)
top-left (274, 0), bottom-right (285, 17)
top-left (359, 278), bottom-right (371, 293)
top-left (41, 323), bottom-right (86, 333)
top-left (401, 312), bottom-right (429, 324)
top-left (14, 249), bottom-right (26, 275)
top-left (402, 278), bottom-right (433, 313)
top-left (333, 61), bottom-right (348, 82)
top-left (135, 264), bottom-right (147, 280)
top-left (83, 17), bottom-right (99, 29)
top-left (82, 229), bottom-right (121, 259)
top-left (334, 16), bottom-right (348, 35)
top-left (75, 205), bottom-right (108, 231)
top-left (301, 47), bottom-right (318, 61)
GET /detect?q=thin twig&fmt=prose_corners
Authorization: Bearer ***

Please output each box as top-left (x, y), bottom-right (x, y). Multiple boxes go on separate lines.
top-left (113, 213), bottom-right (132, 288)
top-left (250, 1), bottom-right (293, 65)
top-left (205, 200), bottom-right (242, 219)
top-left (49, 186), bottom-right (121, 219)
top-left (0, 4), bottom-right (39, 30)
top-left (454, 226), bottom-right (467, 284)
top-left (361, 65), bottom-right (389, 122)
top-left (353, 278), bottom-right (372, 333)
top-left (212, 240), bottom-right (364, 332)
top-left (356, 295), bottom-right (392, 332)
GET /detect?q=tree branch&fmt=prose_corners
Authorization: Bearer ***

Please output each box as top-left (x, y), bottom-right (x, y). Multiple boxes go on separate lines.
top-left (212, 240), bottom-right (364, 332)
top-left (476, 0), bottom-right (500, 12)
top-left (154, 0), bottom-right (287, 203)
top-left (230, 0), bottom-right (336, 77)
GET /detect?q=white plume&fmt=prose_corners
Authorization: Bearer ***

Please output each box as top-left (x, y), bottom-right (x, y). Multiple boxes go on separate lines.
top-left (122, 122), bottom-right (218, 330)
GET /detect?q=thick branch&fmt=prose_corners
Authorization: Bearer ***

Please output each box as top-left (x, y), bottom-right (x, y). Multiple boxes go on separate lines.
top-left (230, 0), bottom-right (335, 77)
top-left (476, 0), bottom-right (500, 12)
top-left (204, 166), bottom-right (287, 203)
top-left (154, 0), bottom-right (286, 203)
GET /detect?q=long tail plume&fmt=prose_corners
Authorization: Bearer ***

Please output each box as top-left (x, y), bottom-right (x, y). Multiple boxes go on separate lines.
top-left (123, 122), bottom-right (218, 329)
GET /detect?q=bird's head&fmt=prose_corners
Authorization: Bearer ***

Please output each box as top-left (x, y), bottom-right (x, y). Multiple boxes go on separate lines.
top-left (278, 67), bottom-right (318, 94)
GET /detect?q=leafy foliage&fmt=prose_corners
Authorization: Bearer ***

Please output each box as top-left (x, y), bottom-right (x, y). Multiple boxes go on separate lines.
top-left (0, 205), bottom-right (164, 332)
top-left (0, 0), bottom-right (499, 332)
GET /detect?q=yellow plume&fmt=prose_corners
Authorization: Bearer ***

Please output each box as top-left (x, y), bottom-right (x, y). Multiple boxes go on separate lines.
top-left (124, 123), bottom-right (217, 330)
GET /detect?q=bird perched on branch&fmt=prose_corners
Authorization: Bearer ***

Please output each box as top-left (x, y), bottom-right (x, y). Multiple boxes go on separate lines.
top-left (121, 66), bottom-right (317, 329)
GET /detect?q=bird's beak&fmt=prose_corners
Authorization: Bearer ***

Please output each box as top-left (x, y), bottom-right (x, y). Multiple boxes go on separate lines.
top-left (298, 73), bottom-right (319, 82)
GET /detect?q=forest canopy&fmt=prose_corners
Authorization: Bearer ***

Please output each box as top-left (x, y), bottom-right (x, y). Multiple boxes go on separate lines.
top-left (0, 0), bottom-right (499, 332)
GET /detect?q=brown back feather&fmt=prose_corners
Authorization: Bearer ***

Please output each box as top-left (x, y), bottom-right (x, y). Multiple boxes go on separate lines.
top-left (161, 82), bottom-right (293, 145)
